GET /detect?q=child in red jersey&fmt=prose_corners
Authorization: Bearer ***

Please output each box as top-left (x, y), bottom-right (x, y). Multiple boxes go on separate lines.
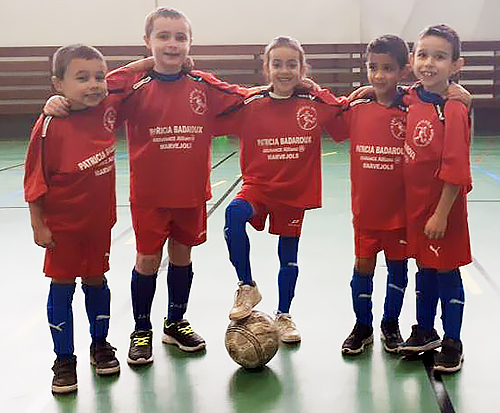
top-left (219, 36), bottom-right (346, 343)
top-left (104, 8), bottom-right (250, 364)
top-left (339, 35), bottom-right (411, 356)
top-left (398, 25), bottom-right (471, 374)
top-left (24, 45), bottom-right (120, 394)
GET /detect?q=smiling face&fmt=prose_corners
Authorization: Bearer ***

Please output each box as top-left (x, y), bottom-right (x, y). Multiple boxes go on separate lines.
top-left (52, 58), bottom-right (107, 110)
top-left (266, 46), bottom-right (304, 97)
top-left (411, 35), bottom-right (463, 95)
top-left (144, 16), bottom-right (192, 74)
top-left (366, 53), bottom-right (407, 105)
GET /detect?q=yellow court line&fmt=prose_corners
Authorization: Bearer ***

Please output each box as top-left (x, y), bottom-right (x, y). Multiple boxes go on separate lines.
top-left (322, 152), bottom-right (338, 157)
top-left (461, 266), bottom-right (482, 295)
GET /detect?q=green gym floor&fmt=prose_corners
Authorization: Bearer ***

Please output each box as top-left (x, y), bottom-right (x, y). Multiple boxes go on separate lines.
top-left (1, 134), bottom-right (499, 413)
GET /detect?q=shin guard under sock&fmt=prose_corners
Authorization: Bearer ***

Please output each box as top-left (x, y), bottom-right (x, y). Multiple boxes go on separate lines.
top-left (131, 269), bottom-right (157, 331)
top-left (167, 263), bottom-right (194, 324)
top-left (277, 237), bottom-right (299, 313)
top-left (82, 279), bottom-right (111, 343)
top-left (438, 268), bottom-right (465, 341)
top-left (351, 269), bottom-right (373, 327)
top-left (47, 282), bottom-right (76, 358)
top-left (382, 259), bottom-right (408, 324)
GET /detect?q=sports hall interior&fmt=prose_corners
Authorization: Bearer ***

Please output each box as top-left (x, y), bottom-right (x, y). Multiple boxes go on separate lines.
top-left (1, 1), bottom-right (499, 412)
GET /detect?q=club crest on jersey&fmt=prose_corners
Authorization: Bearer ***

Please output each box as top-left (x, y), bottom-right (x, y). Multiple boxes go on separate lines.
top-left (189, 89), bottom-right (208, 115)
top-left (413, 119), bottom-right (434, 147)
top-left (103, 107), bottom-right (117, 133)
top-left (296, 106), bottom-right (317, 131)
top-left (390, 117), bottom-right (405, 141)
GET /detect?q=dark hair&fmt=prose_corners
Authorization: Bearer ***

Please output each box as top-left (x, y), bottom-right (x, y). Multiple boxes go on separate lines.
top-left (144, 7), bottom-right (194, 71)
top-left (262, 36), bottom-right (309, 79)
top-left (366, 35), bottom-right (409, 68)
top-left (52, 44), bottom-right (105, 79)
top-left (417, 24), bottom-right (461, 61)
top-left (144, 7), bottom-right (192, 39)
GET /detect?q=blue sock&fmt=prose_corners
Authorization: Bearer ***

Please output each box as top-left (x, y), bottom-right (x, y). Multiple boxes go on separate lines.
top-left (351, 269), bottom-right (373, 327)
top-left (382, 259), bottom-right (408, 324)
top-left (131, 269), bottom-right (157, 331)
top-left (167, 263), bottom-right (194, 324)
top-left (47, 283), bottom-right (76, 359)
top-left (277, 236), bottom-right (299, 313)
top-left (224, 198), bottom-right (253, 285)
top-left (437, 269), bottom-right (465, 341)
top-left (82, 279), bottom-right (111, 344)
top-left (415, 268), bottom-right (439, 331)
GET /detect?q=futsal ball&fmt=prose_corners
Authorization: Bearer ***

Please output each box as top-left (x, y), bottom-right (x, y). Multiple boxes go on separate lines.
top-left (225, 310), bottom-right (280, 369)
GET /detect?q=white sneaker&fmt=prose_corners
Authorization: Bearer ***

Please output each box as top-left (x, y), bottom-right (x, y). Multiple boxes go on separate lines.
top-left (275, 313), bottom-right (301, 343)
top-left (229, 282), bottom-right (262, 320)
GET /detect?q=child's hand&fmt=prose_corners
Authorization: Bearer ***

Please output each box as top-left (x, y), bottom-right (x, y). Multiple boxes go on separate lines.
top-left (348, 85), bottom-right (374, 102)
top-left (447, 83), bottom-right (472, 109)
top-left (32, 223), bottom-right (54, 249)
top-left (300, 78), bottom-right (321, 92)
top-left (126, 56), bottom-right (155, 71)
top-left (44, 95), bottom-right (70, 117)
top-left (424, 213), bottom-right (447, 240)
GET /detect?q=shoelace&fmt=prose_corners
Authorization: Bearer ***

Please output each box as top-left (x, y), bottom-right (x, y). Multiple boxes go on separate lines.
top-left (132, 336), bottom-right (151, 346)
top-left (177, 324), bottom-right (195, 336)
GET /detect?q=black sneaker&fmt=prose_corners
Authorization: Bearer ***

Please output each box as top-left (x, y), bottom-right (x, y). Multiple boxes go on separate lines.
top-left (127, 330), bottom-right (154, 365)
top-left (399, 324), bottom-right (441, 355)
top-left (90, 341), bottom-right (120, 375)
top-left (380, 320), bottom-right (404, 353)
top-left (162, 318), bottom-right (206, 352)
top-left (51, 355), bottom-right (77, 394)
top-left (434, 339), bottom-right (464, 373)
top-left (341, 322), bottom-right (374, 355)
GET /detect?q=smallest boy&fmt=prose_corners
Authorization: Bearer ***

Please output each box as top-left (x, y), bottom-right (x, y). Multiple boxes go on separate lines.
top-left (24, 44), bottom-right (120, 394)
top-left (340, 35), bottom-right (410, 355)
top-left (398, 25), bottom-right (471, 373)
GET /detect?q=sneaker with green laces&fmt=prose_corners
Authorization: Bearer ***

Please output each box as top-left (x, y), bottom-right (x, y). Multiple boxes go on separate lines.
top-left (90, 341), bottom-right (120, 375)
top-left (51, 355), bottom-right (78, 394)
top-left (162, 318), bottom-right (206, 352)
top-left (127, 330), bottom-right (153, 365)
top-left (341, 322), bottom-right (374, 355)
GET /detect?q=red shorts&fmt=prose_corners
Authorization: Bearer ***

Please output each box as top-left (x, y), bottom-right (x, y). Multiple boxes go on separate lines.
top-left (354, 227), bottom-right (408, 260)
top-left (44, 230), bottom-right (111, 279)
top-left (236, 189), bottom-right (305, 237)
top-left (131, 203), bottom-right (207, 254)
top-left (410, 230), bottom-right (472, 271)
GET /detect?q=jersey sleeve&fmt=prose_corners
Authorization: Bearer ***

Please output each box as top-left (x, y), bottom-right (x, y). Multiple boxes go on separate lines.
top-left (106, 66), bottom-right (145, 120)
top-left (437, 100), bottom-right (472, 188)
top-left (316, 89), bottom-right (350, 142)
top-left (24, 115), bottom-right (50, 202)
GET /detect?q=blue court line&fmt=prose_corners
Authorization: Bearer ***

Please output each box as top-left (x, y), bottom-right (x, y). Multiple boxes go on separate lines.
top-left (471, 165), bottom-right (500, 184)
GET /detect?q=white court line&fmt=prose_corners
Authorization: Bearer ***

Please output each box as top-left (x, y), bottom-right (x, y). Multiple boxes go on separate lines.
top-left (211, 180), bottom-right (227, 188)
top-left (13, 309), bottom-right (45, 338)
top-left (461, 266), bottom-right (482, 295)
top-left (322, 152), bottom-right (338, 156)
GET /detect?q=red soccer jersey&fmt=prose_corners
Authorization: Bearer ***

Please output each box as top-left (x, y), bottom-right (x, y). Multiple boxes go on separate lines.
top-left (216, 89), bottom-right (346, 209)
top-left (403, 85), bottom-right (472, 268)
top-left (340, 95), bottom-right (407, 230)
top-left (106, 67), bottom-right (248, 208)
top-left (24, 98), bottom-right (118, 233)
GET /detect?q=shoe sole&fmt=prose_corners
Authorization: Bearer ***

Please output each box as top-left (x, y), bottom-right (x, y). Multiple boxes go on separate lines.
top-left (281, 336), bottom-right (301, 344)
top-left (162, 333), bottom-right (206, 352)
top-left (228, 295), bottom-right (262, 321)
top-left (126, 355), bottom-right (154, 365)
top-left (90, 361), bottom-right (121, 375)
top-left (341, 334), bottom-right (374, 355)
top-left (399, 339), bottom-right (441, 355)
top-left (52, 383), bottom-right (78, 394)
top-left (433, 354), bottom-right (465, 374)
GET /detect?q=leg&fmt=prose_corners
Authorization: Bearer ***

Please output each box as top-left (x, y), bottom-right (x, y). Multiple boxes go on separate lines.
top-left (434, 268), bottom-right (465, 373)
top-left (127, 252), bottom-right (160, 365)
top-left (275, 236), bottom-right (301, 343)
top-left (82, 275), bottom-right (119, 375)
top-left (225, 198), bottom-right (261, 320)
top-left (400, 266), bottom-right (441, 354)
top-left (48, 278), bottom-right (77, 393)
top-left (341, 258), bottom-right (375, 355)
top-left (381, 259), bottom-right (408, 353)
